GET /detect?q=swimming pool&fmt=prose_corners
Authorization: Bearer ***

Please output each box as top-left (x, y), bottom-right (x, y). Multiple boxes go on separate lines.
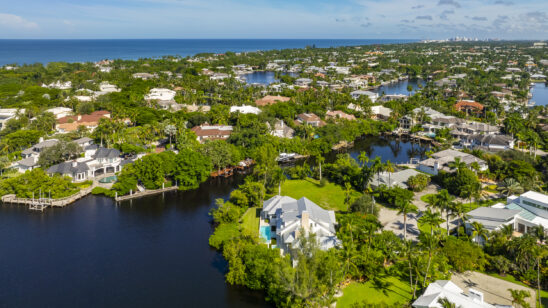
top-left (259, 226), bottom-right (271, 243)
top-left (99, 175), bottom-right (117, 183)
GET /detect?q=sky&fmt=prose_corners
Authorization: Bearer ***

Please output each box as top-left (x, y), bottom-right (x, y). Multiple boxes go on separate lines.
top-left (0, 0), bottom-right (547, 39)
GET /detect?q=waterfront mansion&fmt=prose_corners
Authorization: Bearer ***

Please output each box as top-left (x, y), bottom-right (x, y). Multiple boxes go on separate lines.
top-left (260, 195), bottom-right (341, 255)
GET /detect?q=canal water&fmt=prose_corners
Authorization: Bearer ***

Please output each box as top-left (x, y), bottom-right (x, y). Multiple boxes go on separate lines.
top-left (0, 175), bottom-right (269, 308)
top-left (375, 79), bottom-right (426, 96)
top-left (241, 71), bottom-right (298, 85)
top-left (0, 137), bottom-right (428, 307)
top-left (530, 82), bottom-right (548, 106)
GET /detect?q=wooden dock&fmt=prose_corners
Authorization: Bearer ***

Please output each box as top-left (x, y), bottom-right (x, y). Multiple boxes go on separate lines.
top-left (114, 185), bottom-right (178, 202)
top-left (1, 186), bottom-right (94, 211)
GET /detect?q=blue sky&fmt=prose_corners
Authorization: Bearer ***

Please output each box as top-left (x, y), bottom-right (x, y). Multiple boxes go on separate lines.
top-left (0, 0), bottom-right (547, 39)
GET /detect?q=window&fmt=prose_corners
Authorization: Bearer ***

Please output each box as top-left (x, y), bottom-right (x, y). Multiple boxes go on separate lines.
top-left (523, 200), bottom-right (547, 211)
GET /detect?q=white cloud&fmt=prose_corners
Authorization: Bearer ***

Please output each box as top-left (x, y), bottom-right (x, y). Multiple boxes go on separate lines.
top-left (0, 13), bottom-right (38, 30)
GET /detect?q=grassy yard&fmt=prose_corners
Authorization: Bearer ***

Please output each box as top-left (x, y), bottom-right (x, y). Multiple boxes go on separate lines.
top-left (488, 273), bottom-right (548, 308)
top-left (337, 276), bottom-right (412, 307)
top-left (241, 207), bottom-right (260, 237)
top-left (418, 220), bottom-right (447, 235)
top-left (280, 178), bottom-right (360, 212)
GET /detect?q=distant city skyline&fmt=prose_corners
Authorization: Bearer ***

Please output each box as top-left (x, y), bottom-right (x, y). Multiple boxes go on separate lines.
top-left (0, 0), bottom-right (547, 40)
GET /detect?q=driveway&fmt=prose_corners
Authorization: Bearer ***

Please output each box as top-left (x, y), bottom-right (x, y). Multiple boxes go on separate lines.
top-left (378, 184), bottom-right (446, 241)
top-left (451, 271), bottom-right (536, 307)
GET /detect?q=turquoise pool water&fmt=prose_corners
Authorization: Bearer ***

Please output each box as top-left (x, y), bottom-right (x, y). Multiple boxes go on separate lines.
top-left (259, 226), bottom-right (271, 243)
top-left (99, 176), bottom-right (117, 183)
top-left (425, 132), bottom-right (436, 138)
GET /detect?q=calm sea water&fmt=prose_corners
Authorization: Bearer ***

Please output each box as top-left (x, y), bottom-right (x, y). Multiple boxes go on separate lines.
top-left (0, 137), bottom-right (426, 307)
top-left (0, 39), bottom-right (416, 66)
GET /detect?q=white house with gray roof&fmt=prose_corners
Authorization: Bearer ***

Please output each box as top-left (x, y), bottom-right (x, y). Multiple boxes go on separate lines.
top-left (413, 280), bottom-right (494, 308)
top-left (466, 191), bottom-right (548, 238)
top-left (261, 196), bottom-right (341, 255)
top-left (418, 149), bottom-right (487, 176)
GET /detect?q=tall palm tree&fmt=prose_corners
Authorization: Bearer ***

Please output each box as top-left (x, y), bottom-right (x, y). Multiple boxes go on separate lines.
top-left (396, 200), bottom-right (418, 240)
top-left (384, 160), bottom-right (395, 188)
top-left (471, 222), bottom-right (489, 245)
top-left (452, 202), bottom-right (468, 238)
top-left (420, 231), bottom-right (440, 287)
top-left (419, 209), bottom-right (445, 236)
top-left (436, 189), bottom-right (455, 236)
top-left (497, 178), bottom-right (524, 197)
top-left (371, 156), bottom-right (383, 183)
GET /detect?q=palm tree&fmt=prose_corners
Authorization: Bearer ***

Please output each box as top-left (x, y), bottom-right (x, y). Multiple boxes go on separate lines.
top-left (371, 156), bottom-right (383, 183)
top-left (420, 231), bottom-right (440, 287)
top-left (471, 222), bottom-right (489, 245)
top-left (438, 297), bottom-right (460, 308)
top-left (436, 189), bottom-right (455, 236)
top-left (396, 200), bottom-right (418, 240)
top-left (419, 209), bottom-right (445, 236)
top-left (272, 168), bottom-right (286, 196)
top-left (316, 155), bottom-right (325, 181)
top-left (448, 157), bottom-right (467, 173)
top-left (452, 202), bottom-right (468, 238)
top-left (497, 178), bottom-right (524, 197)
top-left (508, 289), bottom-right (531, 308)
top-left (384, 160), bottom-right (395, 188)
top-left (501, 224), bottom-right (514, 241)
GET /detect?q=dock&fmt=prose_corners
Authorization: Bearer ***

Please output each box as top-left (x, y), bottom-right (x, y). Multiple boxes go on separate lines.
top-left (1, 186), bottom-right (94, 211)
top-left (210, 159), bottom-right (254, 178)
top-left (114, 185), bottom-right (178, 202)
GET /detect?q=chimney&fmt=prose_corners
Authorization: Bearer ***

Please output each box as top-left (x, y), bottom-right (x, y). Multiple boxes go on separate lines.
top-left (77, 115), bottom-right (82, 121)
top-left (72, 161), bottom-right (78, 167)
top-left (39, 137), bottom-right (44, 143)
top-left (468, 289), bottom-right (484, 303)
top-left (301, 211), bottom-right (310, 232)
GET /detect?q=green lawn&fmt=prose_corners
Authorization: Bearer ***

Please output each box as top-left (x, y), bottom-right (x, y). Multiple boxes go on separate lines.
top-left (337, 276), bottom-right (412, 307)
top-left (280, 178), bottom-right (360, 211)
top-left (418, 221), bottom-right (447, 235)
top-left (241, 207), bottom-right (260, 237)
top-left (488, 273), bottom-right (548, 308)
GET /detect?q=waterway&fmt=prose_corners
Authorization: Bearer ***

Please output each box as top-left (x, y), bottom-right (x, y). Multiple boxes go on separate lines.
top-left (530, 82), bottom-right (548, 106)
top-left (241, 71), bottom-right (298, 85)
top-left (0, 136), bottom-right (428, 307)
top-left (326, 136), bottom-right (431, 164)
top-left (0, 175), bottom-right (269, 308)
top-left (374, 79), bottom-right (426, 96)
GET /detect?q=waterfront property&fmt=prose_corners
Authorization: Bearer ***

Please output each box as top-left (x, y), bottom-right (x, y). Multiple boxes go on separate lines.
top-left (268, 119), bottom-right (294, 139)
top-left (350, 90), bottom-right (379, 102)
top-left (191, 124), bottom-right (233, 143)
top-left (417, 149), bottom-right (487, 176)
top-left (261, 195), bottom-right (341, 255)
top-left (369, 169), bottom-right (421, 189)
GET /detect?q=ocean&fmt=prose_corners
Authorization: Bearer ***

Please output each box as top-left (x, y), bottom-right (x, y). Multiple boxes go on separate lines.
top-left (0, 39), bottom-right (416, 65)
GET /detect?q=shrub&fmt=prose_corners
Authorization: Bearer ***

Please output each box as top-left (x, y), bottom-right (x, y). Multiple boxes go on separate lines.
top-left (407, 173), bottom-right (430, 192)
